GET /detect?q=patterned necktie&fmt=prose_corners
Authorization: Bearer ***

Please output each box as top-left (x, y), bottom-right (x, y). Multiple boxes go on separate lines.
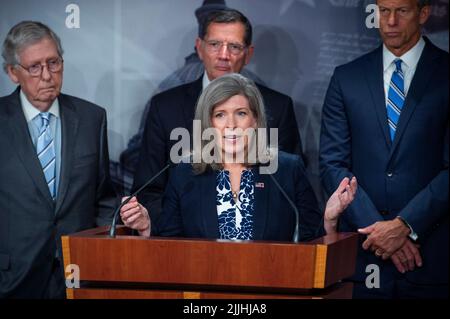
top-left (387, 59), bottom-right (405, 141)
top-left (37, 112), bottom-right (56, 199)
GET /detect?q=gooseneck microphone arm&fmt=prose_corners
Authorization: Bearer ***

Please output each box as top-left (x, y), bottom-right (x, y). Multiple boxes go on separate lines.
top-left (109, 163), bottom-right (172, 238)
top-left (262, 167), bottom-right (300, 243)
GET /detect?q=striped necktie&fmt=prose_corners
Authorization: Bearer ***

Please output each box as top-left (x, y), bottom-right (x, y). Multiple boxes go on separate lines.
top-left (37, 112), bottom-right (56, 199)
top-left (387, 59), bottom-right (405, 141)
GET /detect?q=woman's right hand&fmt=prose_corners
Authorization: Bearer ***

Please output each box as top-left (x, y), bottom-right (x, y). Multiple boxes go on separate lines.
top-left (120, 196), bottom-right (151, 237)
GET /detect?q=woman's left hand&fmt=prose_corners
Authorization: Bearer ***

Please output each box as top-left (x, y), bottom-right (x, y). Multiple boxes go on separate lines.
top-left (324, 177), bottom-right (358, 232)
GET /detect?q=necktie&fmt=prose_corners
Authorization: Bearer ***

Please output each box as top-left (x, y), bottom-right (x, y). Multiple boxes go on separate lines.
top-left (387, 59), bottom-right (405, 141)
top-left (37, 112), bottom-right (56, 199)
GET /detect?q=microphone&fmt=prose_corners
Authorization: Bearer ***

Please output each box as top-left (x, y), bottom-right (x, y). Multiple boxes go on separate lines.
top-left (261, 165), bottom-right (327, 243)
top-left (263, 170), bottom-right (300, 243)
top-left (109, 162), bottom-right (173, 238)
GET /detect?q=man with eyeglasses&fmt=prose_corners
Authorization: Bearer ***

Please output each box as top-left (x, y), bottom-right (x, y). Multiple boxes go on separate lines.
top-left (113, 1), bottom-right (266, 195)
top-left (0, 21), bottom-right (117, 298)
top-left (132, 8), bottom-right (303, 228)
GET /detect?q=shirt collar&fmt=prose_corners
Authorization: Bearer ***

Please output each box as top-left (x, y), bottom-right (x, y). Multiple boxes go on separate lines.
top-left (202, 71), bottom-right (212, 91)
top-left (20, 88), bottom-right (60, 122)
top-left (383, 37), bottom-right (425, 72)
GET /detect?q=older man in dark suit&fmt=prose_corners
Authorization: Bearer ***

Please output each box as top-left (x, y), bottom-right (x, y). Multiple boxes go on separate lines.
top-left (134, 9), bottom-right (303, 224)
top-left (320, 0), bottom-right (448, 298)
top-left (0, 21), bottom-right (117, 299)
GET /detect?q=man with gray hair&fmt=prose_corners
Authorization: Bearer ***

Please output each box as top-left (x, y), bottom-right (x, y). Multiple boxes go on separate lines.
top-left (0, 21), bottom-right (116, 298)
top-left (320, 0), bottom-right (448, 298)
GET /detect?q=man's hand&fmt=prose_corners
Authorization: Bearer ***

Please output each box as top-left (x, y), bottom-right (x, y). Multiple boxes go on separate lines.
top-left (358, 218), bottom-right (411, 259)
top-left (391, 240), bottom-right (422, 274)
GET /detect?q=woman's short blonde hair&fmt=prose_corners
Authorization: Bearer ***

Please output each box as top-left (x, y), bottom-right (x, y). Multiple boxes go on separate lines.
top-left (192, 73), bottom-right (272, 174)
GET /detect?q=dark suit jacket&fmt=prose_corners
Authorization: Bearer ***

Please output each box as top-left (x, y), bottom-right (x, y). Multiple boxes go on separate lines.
top-left (0, 87), bottom-right (117, 298)
top-left (154, 152), bottom-right (324, 242)
top-left (320, 38), bottom-right (449, 294)
top-left (134, 76), bottom-right (302, 222)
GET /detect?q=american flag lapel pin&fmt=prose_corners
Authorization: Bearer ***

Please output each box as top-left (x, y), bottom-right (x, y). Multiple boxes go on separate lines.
top-left (255, 182), bottom-right (265, 188)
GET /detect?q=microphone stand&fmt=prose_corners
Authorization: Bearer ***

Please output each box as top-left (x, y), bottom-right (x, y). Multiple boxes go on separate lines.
top-left (109, 163), bottom-right (172, 238)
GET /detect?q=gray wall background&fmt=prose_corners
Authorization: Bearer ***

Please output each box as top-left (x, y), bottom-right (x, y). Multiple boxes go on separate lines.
top-left (1, 0), bottom-right (448, 201)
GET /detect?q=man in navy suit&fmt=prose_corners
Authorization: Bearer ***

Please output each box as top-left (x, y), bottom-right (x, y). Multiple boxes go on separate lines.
top-left (134, 9), bottom-right (302, 223)
top-left (320, 0), bottom-right (448, 298)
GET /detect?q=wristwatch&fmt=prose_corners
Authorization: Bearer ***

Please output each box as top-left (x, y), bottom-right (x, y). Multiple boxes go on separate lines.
top-left (396, 216), bottom-right (419, 242)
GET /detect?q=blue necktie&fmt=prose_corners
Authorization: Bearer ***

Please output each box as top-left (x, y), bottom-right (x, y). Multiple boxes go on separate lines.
top-left (387, 59), bottom-right (405, 141)
top-left (36, 112), bottom-right (56, 199)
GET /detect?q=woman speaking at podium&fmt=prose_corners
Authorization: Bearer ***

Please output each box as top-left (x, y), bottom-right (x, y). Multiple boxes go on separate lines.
top-left (120, 73), bottom-right (357, 241)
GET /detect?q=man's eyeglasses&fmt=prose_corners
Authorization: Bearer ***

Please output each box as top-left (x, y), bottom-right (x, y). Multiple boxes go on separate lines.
top-left (17, 57), bottom-right (64, 77)
top-left (203, 40), bottom-right (247, 56)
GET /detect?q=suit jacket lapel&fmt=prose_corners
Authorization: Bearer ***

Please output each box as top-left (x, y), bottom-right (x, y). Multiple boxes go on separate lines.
top-left (55, 94), bottom-right (79, 215)
top-left (252, 167), bottom-right (270, 240)
top-left (200, 170), bottom-right (220, 238)
top-left (183, 77), bottom-right (203, 132)
top-left (390, 39), bottom-right (438, 155)
top-left (365, 46), bottom-right (392, 149)
top-left (4, 88), bottom-right (54, 208)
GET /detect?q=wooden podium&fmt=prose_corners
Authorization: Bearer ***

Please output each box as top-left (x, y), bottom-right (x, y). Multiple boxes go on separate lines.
top-left (62, 226), bottom-right (358, 299)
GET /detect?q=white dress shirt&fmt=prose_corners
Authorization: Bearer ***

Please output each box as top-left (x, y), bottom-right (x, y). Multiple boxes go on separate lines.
top-left (20, 90), bottom-right (62, 197)
top-left (383, 37), bottom-right (425, 105)
top-left (382, 38), bottom-right (425, 241)
top-left (202, 71), bottom-right (212, 90)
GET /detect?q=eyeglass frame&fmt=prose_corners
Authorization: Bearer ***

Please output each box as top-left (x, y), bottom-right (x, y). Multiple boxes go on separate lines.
top-left (202, 39), bottom-right (248, 56)
top-left (16, 57), bottom-right (64, 77)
